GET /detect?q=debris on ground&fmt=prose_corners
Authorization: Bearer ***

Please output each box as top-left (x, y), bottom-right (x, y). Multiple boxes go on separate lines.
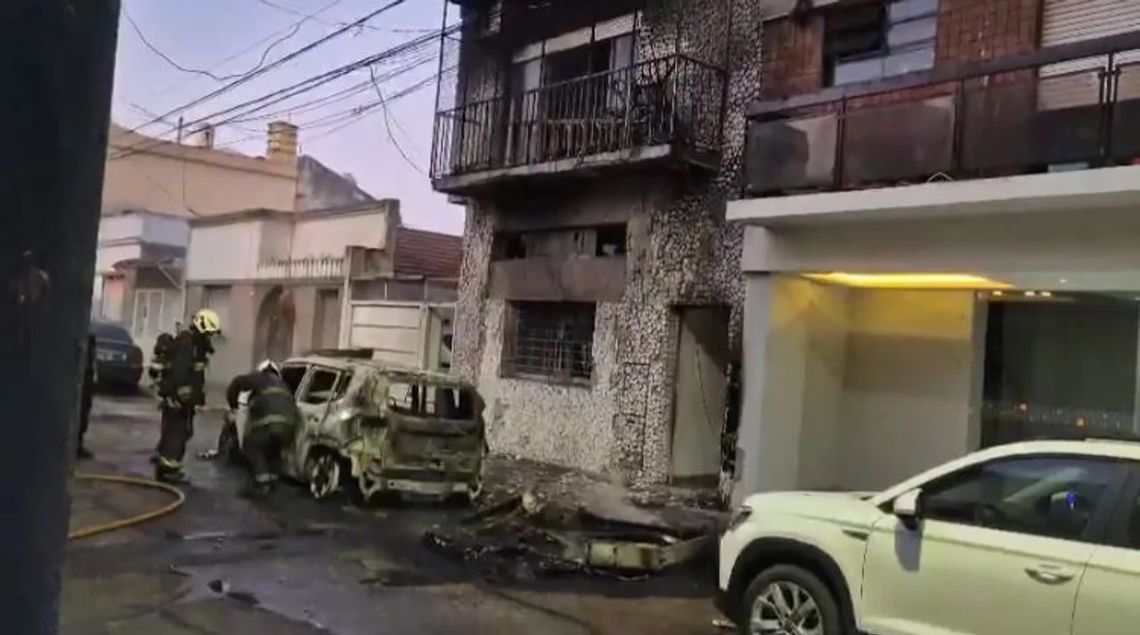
top-left (196, 449), bottom-right (219, 460)
top-left (423, 486), bottom-right (718, 579)
top-left (712, 617), bottom-right (735, 630)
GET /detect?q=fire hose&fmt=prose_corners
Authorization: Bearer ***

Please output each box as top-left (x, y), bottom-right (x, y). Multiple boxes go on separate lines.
top-left (68, 473), bottom-right (185, 541)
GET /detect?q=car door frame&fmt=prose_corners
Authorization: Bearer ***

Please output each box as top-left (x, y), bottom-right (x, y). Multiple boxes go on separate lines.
top-left (1069, 460), bottom-right (1140, 635)
top-left (861, 452), bottom-right (1131, 635)
top-left (279, 362), bottom-right (314, 479)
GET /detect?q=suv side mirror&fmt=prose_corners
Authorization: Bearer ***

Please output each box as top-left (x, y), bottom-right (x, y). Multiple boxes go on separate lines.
top-left (893, 489), bottom-right (923, 531)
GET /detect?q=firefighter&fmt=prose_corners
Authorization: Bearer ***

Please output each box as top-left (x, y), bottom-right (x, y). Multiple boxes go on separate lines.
top-left (147, 332), bottom-right (175, 464)
top-left (155, 309), bottom-right (221, 484)
top-left (225, 360), bottom-right (300, 498)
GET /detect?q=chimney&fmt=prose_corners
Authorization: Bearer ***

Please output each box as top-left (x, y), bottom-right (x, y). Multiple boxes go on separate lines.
top-left (191, 123), bottom-right (215, 149)
top-left (266, 121), bottom-right (298, 164)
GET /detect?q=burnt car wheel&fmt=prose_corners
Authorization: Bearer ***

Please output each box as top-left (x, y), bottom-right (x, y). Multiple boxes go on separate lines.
top-left (307, 453), bottom-right (341, 500)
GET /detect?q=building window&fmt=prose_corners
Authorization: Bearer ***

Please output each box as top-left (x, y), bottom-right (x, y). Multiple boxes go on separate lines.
top-left (492, 225), bottom-right (628, 260)
top-left (824, 0), bottom-right (938, 87)
top-left (502, 302), bottom-right (596, 383)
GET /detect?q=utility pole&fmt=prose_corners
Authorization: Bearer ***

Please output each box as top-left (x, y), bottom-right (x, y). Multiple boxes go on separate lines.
top-left (0, 1), bottom-right (120, 632)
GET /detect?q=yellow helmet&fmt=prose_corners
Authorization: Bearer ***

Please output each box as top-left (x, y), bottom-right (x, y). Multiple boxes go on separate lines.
top-left (191, 309), bottom-right (222, 335)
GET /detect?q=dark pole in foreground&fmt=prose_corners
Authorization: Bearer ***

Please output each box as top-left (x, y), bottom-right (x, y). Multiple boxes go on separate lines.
top-left (0, 1), bottom-right (120, 632)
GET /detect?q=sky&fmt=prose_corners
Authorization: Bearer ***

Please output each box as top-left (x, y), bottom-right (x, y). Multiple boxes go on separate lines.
top-left (111, 0), bottom-right (463, 234)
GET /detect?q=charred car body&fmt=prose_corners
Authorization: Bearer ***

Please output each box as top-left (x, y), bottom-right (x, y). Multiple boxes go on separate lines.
top-left (221, 355), bottom-right (485, 503)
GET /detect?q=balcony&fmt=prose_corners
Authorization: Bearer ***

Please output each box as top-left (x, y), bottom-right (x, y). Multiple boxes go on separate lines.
top-left (431, 55), bottom-right (726, 194)
top-left (743, 33), bottom-right (1140, 198)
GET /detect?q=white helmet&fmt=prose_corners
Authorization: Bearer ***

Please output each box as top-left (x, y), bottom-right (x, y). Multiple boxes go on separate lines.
top-left (192, 308), bottom-right (222, 335)
top-left (257, 360), bottom-right (281, 376)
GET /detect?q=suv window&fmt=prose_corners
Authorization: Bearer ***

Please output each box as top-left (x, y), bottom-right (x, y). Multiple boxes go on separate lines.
top-left (302, 369), bottom-right (340, 405)
top-left (280, 365), bottom-right (308, 397)
top-left (388, 382), bottom-right (476, 419)
top-left (921, 456), bottom-right (1125, 541)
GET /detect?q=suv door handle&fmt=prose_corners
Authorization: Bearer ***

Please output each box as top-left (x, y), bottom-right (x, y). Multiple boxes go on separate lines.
top-left (1025, 564), bottom-right (1075, 584)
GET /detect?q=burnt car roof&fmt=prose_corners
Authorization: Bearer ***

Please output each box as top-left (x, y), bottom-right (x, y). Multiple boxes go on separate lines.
top-left (282, 355), bottom-right (473, 389)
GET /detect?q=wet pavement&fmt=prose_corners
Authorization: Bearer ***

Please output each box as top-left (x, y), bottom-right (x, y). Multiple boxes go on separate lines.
top-left (63, 392), bottom-right (723, 634)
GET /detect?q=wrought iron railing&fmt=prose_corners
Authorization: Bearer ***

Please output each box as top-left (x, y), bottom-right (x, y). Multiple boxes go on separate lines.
top-left (431, 55), bottom-right (726, 179)
top-left (743, 33), bottom-right (1140, 195)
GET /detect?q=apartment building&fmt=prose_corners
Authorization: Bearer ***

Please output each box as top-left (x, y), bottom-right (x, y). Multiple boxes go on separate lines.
top-left (432, 0), bottom-right (767, 484)
top-left (728, 0), bottom-right (1140, 499)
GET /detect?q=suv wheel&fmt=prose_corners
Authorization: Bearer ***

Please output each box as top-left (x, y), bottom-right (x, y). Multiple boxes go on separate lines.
top-left (740, 564), bottom-right (842, 635)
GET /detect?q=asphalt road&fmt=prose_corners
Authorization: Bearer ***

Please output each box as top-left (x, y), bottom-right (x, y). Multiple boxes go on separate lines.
top-left (61, 392), bottom-right (722, 635)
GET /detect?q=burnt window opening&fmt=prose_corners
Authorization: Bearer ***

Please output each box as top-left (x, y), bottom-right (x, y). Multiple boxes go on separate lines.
top-left (595, 224), bottom-right (627, 256)
top-left (502, 302), bottom-right (596, 382)
top-left (388, 382), bottom-right (477, 419)
top-left (492, 224), bottom-right (628, 260)
top-left (823, 0), bottom-right (938, 87)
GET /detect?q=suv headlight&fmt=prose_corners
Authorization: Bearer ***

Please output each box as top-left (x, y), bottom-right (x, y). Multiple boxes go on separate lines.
top-left (727, 506), bottom-right (752, 532)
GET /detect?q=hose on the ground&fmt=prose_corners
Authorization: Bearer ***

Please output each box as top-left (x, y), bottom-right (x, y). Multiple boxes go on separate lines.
top-left (68, 473), bottom-right (185, 540)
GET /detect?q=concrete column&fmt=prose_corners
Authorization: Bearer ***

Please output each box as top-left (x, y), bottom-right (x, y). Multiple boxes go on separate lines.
top-left (0, 1), bottom-right (119, 631)
top-left (733, 274), bottom-right (806, 504)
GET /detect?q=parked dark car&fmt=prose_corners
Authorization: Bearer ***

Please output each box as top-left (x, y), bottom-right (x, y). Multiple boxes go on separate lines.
top-left (90, 320), bottom-right (143, 389)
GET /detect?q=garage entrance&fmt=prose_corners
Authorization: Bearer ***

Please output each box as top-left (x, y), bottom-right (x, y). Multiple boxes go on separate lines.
top-left (982, 296), bottom-right (1140, 446)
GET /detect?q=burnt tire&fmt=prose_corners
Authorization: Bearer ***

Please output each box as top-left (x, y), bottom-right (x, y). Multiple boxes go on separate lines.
top-left (739, 564), bottom-right (843, 635)
top-left (306, 452), bottom-right (343, 500)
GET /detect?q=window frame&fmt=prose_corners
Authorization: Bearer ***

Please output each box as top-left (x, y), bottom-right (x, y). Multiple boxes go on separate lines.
top-left (910, 453), bottom-right (1131, 544)
top-left (500, 301), bottom-right (597, 385)
top-left (280, 363), bottom-right (311, 399)
top-left (298, 366), bottom-right (346, 406)
top-left (824, 0), bottom-right (939, 87)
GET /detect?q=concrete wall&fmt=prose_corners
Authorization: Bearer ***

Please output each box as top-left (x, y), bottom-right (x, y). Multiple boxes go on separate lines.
top-left (840, 289), bottom-right (979, 490)
top-left (103, 125), bottom-right (297, 218)
top-left (186, 220), bottom-right (263, 282)
top-left (292, 212), bottom-right (387, 259)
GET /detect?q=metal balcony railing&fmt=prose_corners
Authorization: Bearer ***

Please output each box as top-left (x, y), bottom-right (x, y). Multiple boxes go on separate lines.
top-left (431, 55), bottom-right (726, 180)
top-left (743, 33), bottom-right (1140, 196)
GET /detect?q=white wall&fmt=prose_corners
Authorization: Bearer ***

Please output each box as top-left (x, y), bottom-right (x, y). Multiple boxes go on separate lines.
top-left (291, 212), bottom-right (386, 259)
top-left (735, 277), bottom-right (981, 499)
top-left (839, 289), bottom-right (979, 490)
top-left (98, 215), bottom-right (143, 243)
top-left (187, 221), bottom-right (263, 281)
top-left (258, 218), bottom-right (294, 263)
top-left (141, 213), bottom-right (191, 247)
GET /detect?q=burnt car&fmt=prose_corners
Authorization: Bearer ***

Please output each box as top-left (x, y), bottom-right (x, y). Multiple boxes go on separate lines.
top-left (89, 320), bottom-right (144, 388)
top-left (220, 355), bottom-right (485, 503)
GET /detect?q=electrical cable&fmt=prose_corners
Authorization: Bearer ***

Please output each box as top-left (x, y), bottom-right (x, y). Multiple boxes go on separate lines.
top-left (124, 0), bottom-right (410, 138)
top-left (369, 64), bottom-right (426, 173)
top-left (111, 25), bottom-right (456, 161)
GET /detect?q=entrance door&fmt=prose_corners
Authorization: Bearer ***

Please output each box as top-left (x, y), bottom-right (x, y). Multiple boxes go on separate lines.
top-left (670, 306), bottom-right (729, 483)
top-left (313, 288), bottom-right (341, 350)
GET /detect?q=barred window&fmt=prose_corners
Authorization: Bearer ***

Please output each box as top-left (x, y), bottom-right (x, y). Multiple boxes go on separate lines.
top-left (502, 302), bottom-right (596, 383)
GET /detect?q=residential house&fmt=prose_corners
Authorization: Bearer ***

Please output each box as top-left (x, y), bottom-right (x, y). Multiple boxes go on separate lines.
top-left (97, 120), bottom-right (375, 351)
top-left (184, 200), bottom-right (461, 383)
top-left (727, 0), bottom-right (1140, 499)
top-left (432, 0), bottom-right (766, 484)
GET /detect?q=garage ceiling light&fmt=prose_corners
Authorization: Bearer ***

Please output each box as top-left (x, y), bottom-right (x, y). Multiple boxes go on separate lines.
top-left (803, 273), bottom-right (1012, 290)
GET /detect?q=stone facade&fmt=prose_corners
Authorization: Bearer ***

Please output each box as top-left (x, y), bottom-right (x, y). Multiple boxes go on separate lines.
top-left (448, 0), bottom-right (765, 484)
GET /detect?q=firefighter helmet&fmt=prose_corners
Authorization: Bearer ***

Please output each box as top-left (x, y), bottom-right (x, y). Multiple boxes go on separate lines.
top-left (257, 359), bottom-right (281, 377)
top-left (191, 309), bottom-right (222, 335)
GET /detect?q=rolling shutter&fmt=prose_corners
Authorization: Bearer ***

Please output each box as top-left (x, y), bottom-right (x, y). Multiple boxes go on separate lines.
top-left (1039, 0), bottom-right (1140, 110)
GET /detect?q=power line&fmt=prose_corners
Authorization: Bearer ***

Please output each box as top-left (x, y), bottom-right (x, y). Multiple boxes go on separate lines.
top-left (125, 0), bottom-right (410, 137)
top-left (111, 25), bottom-right (456, 161)
top-left (369, 64), bottom-right (425, 174)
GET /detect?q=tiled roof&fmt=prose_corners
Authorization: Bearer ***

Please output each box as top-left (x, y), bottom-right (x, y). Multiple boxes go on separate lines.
top-left (393, 227), bottom-right (462, 279)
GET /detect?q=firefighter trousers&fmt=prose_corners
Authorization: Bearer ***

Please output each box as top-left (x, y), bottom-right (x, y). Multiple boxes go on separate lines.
top-left (157, 403), bottom-right (195, 477)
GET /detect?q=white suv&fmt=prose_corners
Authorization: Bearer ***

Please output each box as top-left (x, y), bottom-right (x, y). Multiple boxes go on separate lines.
top-left (717, 439), bottom-right (1140, 635)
